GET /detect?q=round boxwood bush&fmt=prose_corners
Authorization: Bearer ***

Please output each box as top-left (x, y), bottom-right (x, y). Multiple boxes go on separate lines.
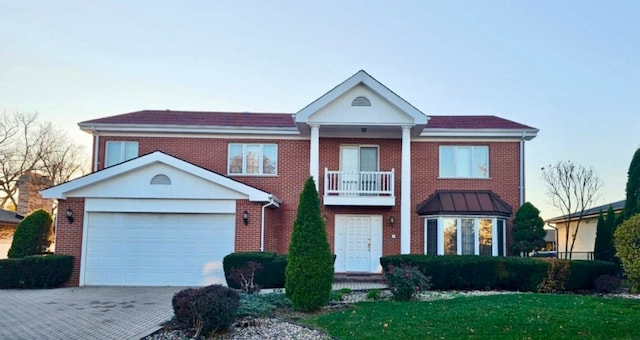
top-left (614, 214), bottom-right (640, 292)
top-left (8, 209), bottom-right (53, 259)
top-left (171, 284), bottom-right (240, 337)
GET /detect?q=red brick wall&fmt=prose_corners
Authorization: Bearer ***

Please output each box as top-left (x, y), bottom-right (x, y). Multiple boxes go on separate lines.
top-left (54, 198), bottom-right (85, 286)
top-left (94, 136), bottom-right (521, 256)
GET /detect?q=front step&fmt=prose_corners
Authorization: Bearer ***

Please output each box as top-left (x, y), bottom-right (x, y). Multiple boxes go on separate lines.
top-left (333, 273), bottom-right (384, 283)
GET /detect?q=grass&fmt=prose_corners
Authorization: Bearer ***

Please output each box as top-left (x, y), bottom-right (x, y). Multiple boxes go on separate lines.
top-left (303, 294), bottom-right (640, 339)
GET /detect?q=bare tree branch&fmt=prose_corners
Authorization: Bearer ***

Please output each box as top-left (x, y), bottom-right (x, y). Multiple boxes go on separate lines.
top-left (542, 160), bottom-right (603, 259)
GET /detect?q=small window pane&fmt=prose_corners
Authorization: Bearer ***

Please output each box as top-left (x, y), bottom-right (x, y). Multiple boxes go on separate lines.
top-left (124, 142), bottom-right (138, 160)
top-left (263, 145), bottom-right (277, 174)
top-left (479, 219), bottom-right (493, 256)
top-left (472, 147), bottom-right (489, 178)
top-left (245, 145), bottom-right (260, 174)
top-left (439, 147), bottom-right (454, 177)
top-left (228, 144), bottom-right (243, 174)
top-left (455, 148), bottom-right (471, 177)
top-left (444, 218), bottom-right (457, 255)
top-left (426, 219), bottom-right (438, 256)
top-left (105, 142), bottom-right (122, 167)
top-left (497, 219), bottom-right (505, 256)
top-left (461, 218), bottom-right (475, 255)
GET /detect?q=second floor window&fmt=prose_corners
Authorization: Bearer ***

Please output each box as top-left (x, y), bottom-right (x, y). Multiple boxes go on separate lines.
top-left (228, 143), bottom-right (277, 175)
top-left (439, 146), bottom-right (489, 178)
top-left (105, 141), bottom-right (139, 167)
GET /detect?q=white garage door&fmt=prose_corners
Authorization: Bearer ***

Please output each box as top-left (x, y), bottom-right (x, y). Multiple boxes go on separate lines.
top-left (84, 212), bottom-right (235, 286)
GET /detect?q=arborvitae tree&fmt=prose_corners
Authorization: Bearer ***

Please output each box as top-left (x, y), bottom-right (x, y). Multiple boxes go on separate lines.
top-left (605, 205), bottom-right (618, 262)
top-left (510, 202), bottom-right (546, 256)
top-left (593, 210), bottom-right (607, 261)
top-left (7, 209), bottom-right (53, 258)
top-left (285, 177), bottom-right (334, 311)
top-left (624, 148), bottom-right (640, 220)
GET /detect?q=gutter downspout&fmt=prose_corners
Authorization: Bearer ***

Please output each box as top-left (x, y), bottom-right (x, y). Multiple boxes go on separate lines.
top-left (92, 126), bottom-right (99, 172)
top-left (519, 131), bottom-right (526, 206)
top-left (547, 222), bottom-right (558, 256)
top-left (260, 198), bottom-right (277, 252)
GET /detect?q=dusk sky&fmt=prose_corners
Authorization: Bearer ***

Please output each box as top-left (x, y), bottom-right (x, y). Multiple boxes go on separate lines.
top-left (2, 1), bottom-right (638, 219)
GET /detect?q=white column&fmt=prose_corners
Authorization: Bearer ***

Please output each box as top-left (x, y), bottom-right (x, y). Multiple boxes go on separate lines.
top-left (310, 125), bottom-right (320, 190)
top-left (401, 126), bottom-right (411, 254)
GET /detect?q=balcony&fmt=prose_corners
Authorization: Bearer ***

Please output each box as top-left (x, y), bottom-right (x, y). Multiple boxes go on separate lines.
top-left (323, 168), bottom-right (395, 206)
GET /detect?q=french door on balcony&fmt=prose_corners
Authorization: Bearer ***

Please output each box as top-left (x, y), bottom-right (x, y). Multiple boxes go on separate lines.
top-left (340, 146), bottom-right (378, 195)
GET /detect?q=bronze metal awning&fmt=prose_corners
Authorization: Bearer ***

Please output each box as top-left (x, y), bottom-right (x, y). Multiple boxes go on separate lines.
top-left (416, 190), bottom-right (512, 217)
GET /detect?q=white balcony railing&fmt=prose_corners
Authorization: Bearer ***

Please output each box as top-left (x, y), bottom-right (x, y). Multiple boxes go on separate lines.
top-left (323, 168), bottom-right (395, 206)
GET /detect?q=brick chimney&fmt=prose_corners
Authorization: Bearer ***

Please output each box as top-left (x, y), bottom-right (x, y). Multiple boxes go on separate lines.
top-left (16, 172), bottom-right (54, 218)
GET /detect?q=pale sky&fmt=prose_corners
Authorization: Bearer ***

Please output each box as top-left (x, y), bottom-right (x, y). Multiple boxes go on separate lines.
top-left (1, 1), bottom-right (638, 219)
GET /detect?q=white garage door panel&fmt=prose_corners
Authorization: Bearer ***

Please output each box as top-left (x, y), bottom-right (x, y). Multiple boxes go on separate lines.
top-left (85, 212), bottom-right (235, 286)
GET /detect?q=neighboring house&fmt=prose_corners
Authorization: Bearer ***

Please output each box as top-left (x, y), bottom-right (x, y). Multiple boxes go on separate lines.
top-left (547, 200), bottom-right (625, 260)
top-left (0, 172), bottom-right (54, 258)
top-left (41, 70), bottom-right (538, 287)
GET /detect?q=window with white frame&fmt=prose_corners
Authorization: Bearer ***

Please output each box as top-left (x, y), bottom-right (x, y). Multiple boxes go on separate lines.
top-left (424, 216), bottom-right (506, 256)
top-left (439, 146), bottom-right (489, 178)
top-left (228, 143), bottom-right (277, 175)
top-left (105, 141), bottom-right (139, 167)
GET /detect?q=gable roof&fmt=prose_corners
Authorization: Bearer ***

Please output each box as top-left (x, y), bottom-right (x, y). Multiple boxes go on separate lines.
top-left (546, 200), bottom-right (625, 223)
top-left (41, 151), bottom-right (281, 206)
top-left (422, 115), bottom-right (538, 140)
top-left (416, 190), bottom-right (513, 217)
top-left (294, 70), bottom-right (428, 134)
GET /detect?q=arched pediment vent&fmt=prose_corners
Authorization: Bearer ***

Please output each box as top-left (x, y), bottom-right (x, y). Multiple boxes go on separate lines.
top-left (351, 96), bottom-right (371, 107)
top-left (150, 174), bottom-right (171, 185)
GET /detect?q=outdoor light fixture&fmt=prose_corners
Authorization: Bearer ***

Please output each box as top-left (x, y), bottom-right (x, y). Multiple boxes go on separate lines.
top-left (242, 210), bottom-right (249, 225)
top-left (361, 127), bottom-right (367, 133)
top-left (389, 216), bottom-right (395, 228)
top-left (66, 208), bottom-right (74, 224)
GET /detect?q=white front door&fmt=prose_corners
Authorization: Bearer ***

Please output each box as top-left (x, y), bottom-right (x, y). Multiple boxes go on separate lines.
top-left (334, 215), bottom-right (383, 273)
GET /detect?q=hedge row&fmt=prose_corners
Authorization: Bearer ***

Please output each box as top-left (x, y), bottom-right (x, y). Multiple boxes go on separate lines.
top-left (0, 254), bottom-right (73, 289)
top-left (381, 255), bottom-right (620, 292)
top-left (223, 252), bottom-right (287, 289)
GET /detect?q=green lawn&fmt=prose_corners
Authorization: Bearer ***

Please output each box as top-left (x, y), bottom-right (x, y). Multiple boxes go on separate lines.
top-left (303, 294), bottom-right (640, 339)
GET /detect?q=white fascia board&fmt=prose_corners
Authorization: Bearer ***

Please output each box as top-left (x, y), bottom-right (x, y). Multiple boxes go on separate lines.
top-left (420, 129), bottom-right (539, 140)
top-left (79, 123), bottom-right (300, 136)
top-left (41, 151), bottom-right (278, 205)
top-left (295, 70), bottom-right (428, 126)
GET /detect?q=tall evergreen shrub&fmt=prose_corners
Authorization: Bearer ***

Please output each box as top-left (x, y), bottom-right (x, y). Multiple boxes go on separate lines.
top-left (624, 148), bottom-right (640, 220)
top-left (594, 210), bottom-right (607, 261)
top-left (8, 209), bottom-right (53, 258)
top-left (285, 177), bottom-right (334, 311)
top-left (510, 202), bottom-right (546, 256)
top-left (614, 214), bottom-right (640, 292)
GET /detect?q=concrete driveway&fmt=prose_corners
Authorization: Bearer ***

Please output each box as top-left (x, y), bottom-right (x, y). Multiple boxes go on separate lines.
top-left (0, 286), bottom-right (184, 340)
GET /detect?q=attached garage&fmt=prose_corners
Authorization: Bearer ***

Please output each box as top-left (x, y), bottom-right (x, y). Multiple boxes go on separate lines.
top-left (41, 152), bottom-right (280, 287)
top-left (84, 212), bottom-right (234, 286)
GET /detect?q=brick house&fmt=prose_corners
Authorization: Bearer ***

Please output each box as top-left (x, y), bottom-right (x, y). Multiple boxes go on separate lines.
top-left (42, 70), bottom-right (538, 286)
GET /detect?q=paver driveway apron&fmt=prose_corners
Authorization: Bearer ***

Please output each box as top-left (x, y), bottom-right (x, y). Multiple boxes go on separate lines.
top-left (0, 286), bottom-right (183, 340)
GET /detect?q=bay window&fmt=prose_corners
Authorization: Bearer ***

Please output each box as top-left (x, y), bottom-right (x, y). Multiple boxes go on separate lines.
top-left (424, 216), bottom-right (507, 256)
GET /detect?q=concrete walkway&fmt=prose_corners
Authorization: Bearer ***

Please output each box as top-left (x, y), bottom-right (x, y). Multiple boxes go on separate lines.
top-left (0, 286), bottom-right (183, 340)
top-left (0, 282), bottom-right (386, 340)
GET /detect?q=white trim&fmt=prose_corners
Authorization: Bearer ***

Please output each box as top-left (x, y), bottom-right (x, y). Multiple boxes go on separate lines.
top-left (41, 151), bottom-right (280, 206)
top-left (421, 129), bottom-right (538, 140)
top-left (310, 125), bottom-right (320, 189)
top-left (85, 198), bottom-right (236, 213)
top-left (79, 123), bottom-right (300, 136)
top-left (400, 126), bottom-right (411, 254)
top-left (82, 131), bottom-right (308, 140)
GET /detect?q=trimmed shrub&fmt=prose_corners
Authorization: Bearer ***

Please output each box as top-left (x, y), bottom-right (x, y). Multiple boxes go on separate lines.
top-left (537, 259), bottom-right (570, 293)
top-left (285, 177), bottom-right (334, 311)
top-left (237, 292), bottom-right (291, 318)
top-left (172, 284), bottom-right (239, 337)
top-left (8, 209), bottom-right (53, 258)
top-left (510, 202), bottom-right (546, 255)
top-left (223, 252), bottom-right (287, 289)
top-left (594, 274), bottom-right (622, 293)
top-left (385, 263), bottom-right (431, 301)
top-left (0, 254), bottom-right (73, 288)
top-left (564, 260), bottom-right (620, 291)
top-left (614, 214), bottom-right (640, 291)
